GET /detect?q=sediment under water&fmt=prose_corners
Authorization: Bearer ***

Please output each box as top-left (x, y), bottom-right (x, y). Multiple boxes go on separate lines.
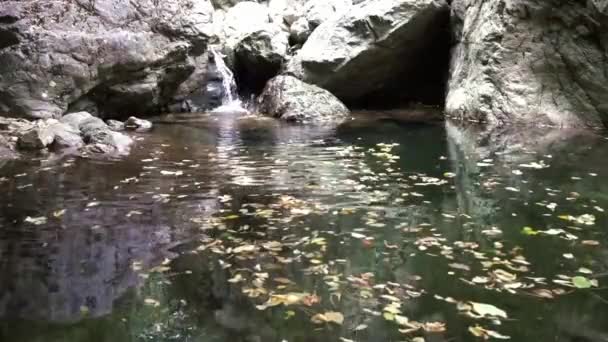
top-left (0, 113), bottom-right (607, 342)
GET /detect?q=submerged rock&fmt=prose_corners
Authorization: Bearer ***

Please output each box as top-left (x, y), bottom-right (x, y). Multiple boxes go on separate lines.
top-left (287, 0), bottom-right (449, 104)
top-left (0, 0), bottom-right (214, 119)
top-left (258, 75), bottom-right (350, 123)
top-left (446, 0), bottom-right (608, 128)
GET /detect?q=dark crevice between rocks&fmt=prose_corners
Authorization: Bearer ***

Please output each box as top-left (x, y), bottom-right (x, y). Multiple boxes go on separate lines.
top-left (348, 7), bottom-right (453, 111)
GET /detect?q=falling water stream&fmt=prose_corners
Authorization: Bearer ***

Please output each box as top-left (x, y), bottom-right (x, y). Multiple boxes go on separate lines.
top-left (209, 48), bottom-right (248, 113)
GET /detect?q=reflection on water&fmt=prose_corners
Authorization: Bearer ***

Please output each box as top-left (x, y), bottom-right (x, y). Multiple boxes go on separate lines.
top-left (0, 114), bottom-right (607, 342)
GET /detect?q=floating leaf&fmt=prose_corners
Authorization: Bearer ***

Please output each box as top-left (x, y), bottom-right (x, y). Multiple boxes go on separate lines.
top-left (521, 226), bottom-right (539, 235)
top-left (311, 311), bottom-right (344, 325)
top-left (572, 276), bottom-right (595, 289)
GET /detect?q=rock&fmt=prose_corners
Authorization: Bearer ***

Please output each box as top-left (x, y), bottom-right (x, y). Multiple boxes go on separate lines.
top-left (258, 75), bottom-right (350, 123)
top-left (446, 0), bottom-right (608, 128)
top-left (49, 123), bottom-right (84, 149)
top-left (17, 120), bottom-right (57, 150)
top-left (125, 117), bottom-right (153, 131)
top-left (60, 112), bottom-right (97, 131)
top-left (0, 134), bottom-right (17, 160)
top-left (61, 111), bottom-right (133, 153)
top-left (106, 120), bottom-right (125, 131)
top-left (235, 28), bottom-right (289, 92)
top-left (217, 2), bottom-right (273, 59)
top-left (0, 0), bottom-right (214, 119)
top-left (303, 0), bottom-right (352, 29)
top-left (289, 18), bottom-right (312, 45)
top-left (289, 0), bottom-right (450, 104)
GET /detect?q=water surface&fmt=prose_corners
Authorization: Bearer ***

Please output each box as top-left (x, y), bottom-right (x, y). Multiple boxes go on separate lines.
top-left (1, 113), bottom-right (608, 342)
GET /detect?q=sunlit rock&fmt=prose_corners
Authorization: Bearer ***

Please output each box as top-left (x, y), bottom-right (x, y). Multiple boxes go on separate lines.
top-left (287, 0), bottom-right (450, 105)
top-left (446, 0), bottom-right (608, 128)
top-left (259, 75), bottom-right (350, 123)
top-left (0, 0), bottom-right (214, 119)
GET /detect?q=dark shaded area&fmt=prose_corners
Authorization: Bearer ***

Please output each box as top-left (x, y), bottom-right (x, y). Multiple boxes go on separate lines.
top-left (351, 8), bottom-right (453, 109)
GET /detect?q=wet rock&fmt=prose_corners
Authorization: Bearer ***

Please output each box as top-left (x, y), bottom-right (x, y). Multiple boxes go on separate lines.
top-left (125, 117), bottom-right (153, 131)
top-left (258, 75), bottom-right (350, 123)
top-left (0, 0), bottom-right (214, 119)
top-left (17, 120), bottom-right (57, 150)
top-left (106, 120), bottom-right (125, 132)
top-left (61, 111), bottom-right (133, 153)
top-left (446, 0), bottom-right (608, 128)
top-left (235, 28), bottom-right (289, 92)
top-left (0, 134), bottom-right (17, 160)
top-left (49, 123), bottom-right (84, 149)
top-left (287, 0), bottom-right (449, 104)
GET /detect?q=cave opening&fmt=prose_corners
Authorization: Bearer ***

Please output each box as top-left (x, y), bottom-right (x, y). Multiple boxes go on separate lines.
top-left (348, 9), bottom-right (453, 111)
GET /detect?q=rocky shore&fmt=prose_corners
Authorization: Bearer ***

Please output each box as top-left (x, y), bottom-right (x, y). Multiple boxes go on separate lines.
top-left (0, 0), bottom-right (607, 156)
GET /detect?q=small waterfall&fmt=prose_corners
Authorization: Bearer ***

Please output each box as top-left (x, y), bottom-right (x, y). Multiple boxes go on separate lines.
top-left (210, 48), bottom-right (247, 113)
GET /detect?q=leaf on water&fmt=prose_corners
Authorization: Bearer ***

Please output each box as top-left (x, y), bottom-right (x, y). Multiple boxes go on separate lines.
top-left (311, 311), bottom-right (344, 325)
top-left (521, 226), bottom-right (539, 235)
top-left (448, 263), bottom-right (471, 271)
top-left (24, 216), bottom-right (47, 225)
top-left (460, 302), bottom-right (508, 320)
top-left (572, 276), bottom-right (597, 289)
top-left (53, 209), bottom-right (66, 218)
top-left (144, 298), bottom-right (160, 307)
top-left (558, 214), bottom-right (595, 226)
top-left (469, 325), bottom-right (510, 339)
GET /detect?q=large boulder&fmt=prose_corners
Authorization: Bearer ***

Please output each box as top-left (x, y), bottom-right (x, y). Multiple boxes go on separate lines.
top-left (258, 75), bottom-right (350, 123)
top-left (288, 0), bottom-right (352, 45)
top-left (0, 0), bottom-right (214, 119)
top-left (446, 0), bottom-right (608, 128)
top-left (215, 2), bottom-right (274, 62)
top-left (235, 28), bottom-right (289, 92)
top-left (286, 0), bottom-right (450, 104)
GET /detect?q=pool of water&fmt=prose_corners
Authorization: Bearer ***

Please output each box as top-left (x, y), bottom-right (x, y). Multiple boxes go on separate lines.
top-left (1, 113), bottom-right (608, 342)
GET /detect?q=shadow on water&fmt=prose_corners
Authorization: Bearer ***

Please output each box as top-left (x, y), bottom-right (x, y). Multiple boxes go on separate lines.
top-left (0, 114), bottom-right (608, 341)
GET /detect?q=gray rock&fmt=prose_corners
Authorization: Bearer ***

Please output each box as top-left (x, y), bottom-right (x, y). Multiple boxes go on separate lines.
top-left (289, 0), bottom-right (450, 104)
top-left (0, 0), bottom-right (214, 119)
top-left (446, 0), bottom-right (608, 128)
top-left (62, 111), bottom-right (133, 153)
top-left (106, 120), bottom-right (125, 131)
top-left (235, 28), bottom-right (289, 92)
top-left (0, 134), bottom-right (17, 160)
top-left (17, 120), bottom-right (58, 150)
top-left (303, 0), bottom-right (352, 29)
top-left (82, 129), bottom-right (133, 154)
top-left (258, 75), bottom-right (350, 123)
top-left (289, 18), bottom-right (312, 45)
top-left (125, 117), bottom-right (153, 131)
top-left (60, 112), bottom-right (97, 131)
top-left (49, 123), bottom-right (84, 149)
top-left (215, 2), bottom-right (275, 66)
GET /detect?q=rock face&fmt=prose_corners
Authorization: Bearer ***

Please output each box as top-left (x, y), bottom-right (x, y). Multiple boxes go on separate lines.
top-left (287, 0), bottom-right (450, 105)
top-left (215, 2), bottom-right (273, 61)
top-left (258, 75), bottom-right (350, 123)
top-left (446, 0), bottom-right (608, 128)
top-left (0, 0), bottom-right (215, 119)
top-left (235, 29), bottom-right (289, 92)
